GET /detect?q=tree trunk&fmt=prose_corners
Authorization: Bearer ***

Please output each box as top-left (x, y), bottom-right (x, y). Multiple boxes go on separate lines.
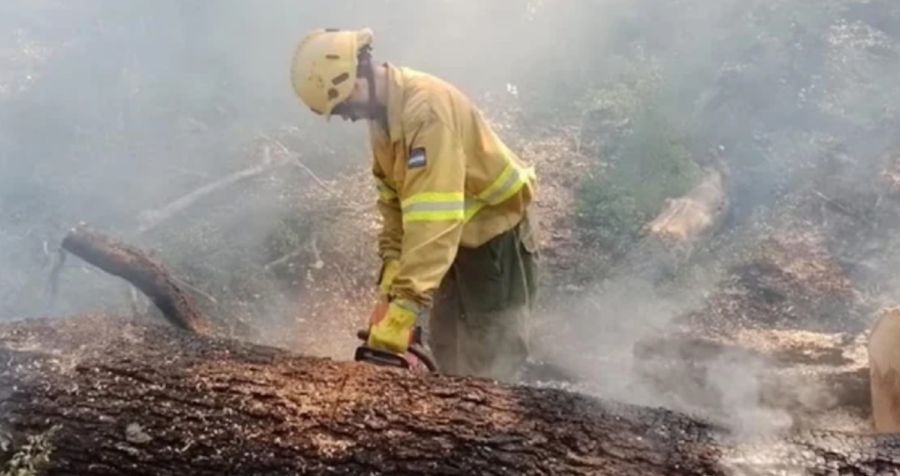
top-left (0, 315), bottom-right (896, 476)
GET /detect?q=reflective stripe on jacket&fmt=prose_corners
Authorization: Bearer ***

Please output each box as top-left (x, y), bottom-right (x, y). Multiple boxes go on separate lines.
top-left (370, 64), bottom-right (535, 307)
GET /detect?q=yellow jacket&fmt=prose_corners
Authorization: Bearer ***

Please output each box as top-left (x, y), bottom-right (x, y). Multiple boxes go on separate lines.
top-left (370, 64), bottom-right (535, 307)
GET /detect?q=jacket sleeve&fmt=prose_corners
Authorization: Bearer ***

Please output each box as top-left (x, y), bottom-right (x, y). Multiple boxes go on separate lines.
top-left (389, 113), bottom-right (466, 307)
top-left (373, 161), bottom-right (403, 262)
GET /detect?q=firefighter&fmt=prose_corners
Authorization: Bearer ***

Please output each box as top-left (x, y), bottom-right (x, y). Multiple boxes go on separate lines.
top-left (290, 28), bottom-right (538, 380)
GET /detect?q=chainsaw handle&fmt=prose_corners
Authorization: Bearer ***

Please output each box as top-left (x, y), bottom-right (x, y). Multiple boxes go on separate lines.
top-left (356, 329), bottom-right (438, 372)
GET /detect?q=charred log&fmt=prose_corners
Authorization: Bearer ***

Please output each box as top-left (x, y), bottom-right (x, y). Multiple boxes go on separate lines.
top-left (642, 167), bottom-right (728, 247)
top-left (60, 226), bottom-right (209, 334)
top-left (0, 315), bottom-right (719, 475)
top-left (0, 315), bottom-right (897, 475)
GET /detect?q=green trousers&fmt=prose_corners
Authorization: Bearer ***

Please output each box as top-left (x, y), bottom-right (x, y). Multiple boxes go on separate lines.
top-left (428, 216), bottom-right (538, 381)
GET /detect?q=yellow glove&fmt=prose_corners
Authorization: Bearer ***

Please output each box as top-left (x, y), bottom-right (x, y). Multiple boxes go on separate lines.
top-left (377, 259), bottom-right (400, 298)
top-left (367, 298), bottom-right (419, 354)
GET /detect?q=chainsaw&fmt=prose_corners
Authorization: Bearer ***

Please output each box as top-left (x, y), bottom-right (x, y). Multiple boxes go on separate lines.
top-left (353, 328), bottom-right (437, 372)
top-left (354, 327), bottom-right (438, 372)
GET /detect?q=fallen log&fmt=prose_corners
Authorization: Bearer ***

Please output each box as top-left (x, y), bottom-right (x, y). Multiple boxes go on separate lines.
top-left (60, 226), bottom-right (209, 334)
top-left (620, 167), bottom-right (729, 282)
top-left (642, 167), bottom-right (728, 245)
top-left (636, 327), bottom-right (871, 433)
top-left (0, 315), bottom-right (898, 475)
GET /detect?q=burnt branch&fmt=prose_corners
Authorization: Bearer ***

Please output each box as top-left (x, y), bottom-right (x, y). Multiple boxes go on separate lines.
top-left (60, 226), bottom-right (209, 334)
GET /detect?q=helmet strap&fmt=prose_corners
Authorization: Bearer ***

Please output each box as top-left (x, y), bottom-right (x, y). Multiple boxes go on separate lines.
top-left (357, 47), bottom-right (388, 130)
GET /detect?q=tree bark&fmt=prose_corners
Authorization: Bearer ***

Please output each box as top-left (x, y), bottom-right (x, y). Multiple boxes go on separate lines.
top-left (0, 315), bottom-right (897, 476)
top-left (869, 306), bottom-right (900, 433)
top-left (60, 226), bottom-right (209, 334)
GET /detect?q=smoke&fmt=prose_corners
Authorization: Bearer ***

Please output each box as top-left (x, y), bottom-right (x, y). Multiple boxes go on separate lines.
top-left (0, 2), bottom-right (500, 320)
top-left (533, 246), bottom-right (800, 435)
top-left (0, 0), bottom-right (638, 346)
top-left (522, 0), bottom-right (900, 435)
top-left (2, 0), bottom-right (900, 437)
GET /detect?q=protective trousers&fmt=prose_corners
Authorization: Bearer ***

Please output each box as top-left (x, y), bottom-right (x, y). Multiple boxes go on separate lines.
top-left (428, 215), bottom-right (538, 381)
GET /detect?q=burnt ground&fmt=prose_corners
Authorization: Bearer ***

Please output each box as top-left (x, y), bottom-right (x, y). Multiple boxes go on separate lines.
top-left (517, 139), bottom-right (900, 435)
top-left (619, 147), bottom-right (900, 434)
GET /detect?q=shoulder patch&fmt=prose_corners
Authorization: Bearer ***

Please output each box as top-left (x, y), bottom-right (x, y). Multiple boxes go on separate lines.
top-left (408, 148), bottom-right (427, 169)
